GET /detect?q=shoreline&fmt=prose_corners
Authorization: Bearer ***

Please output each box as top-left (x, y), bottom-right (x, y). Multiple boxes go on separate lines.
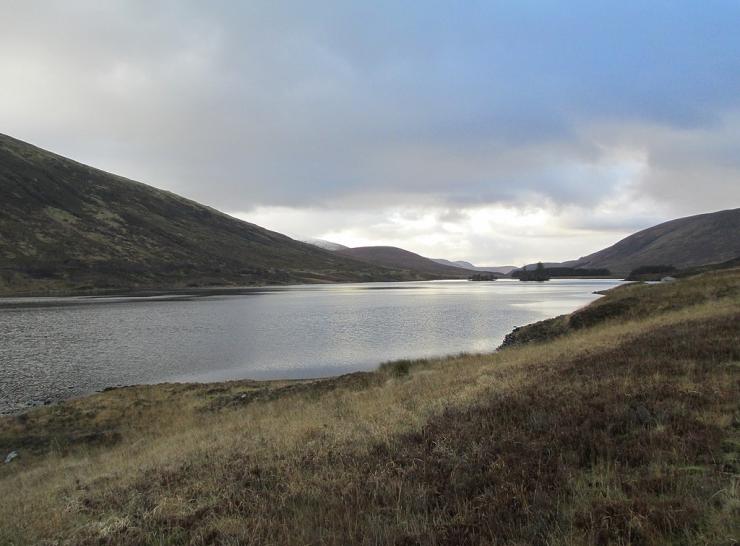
top-left (0, 349), bottom-right (498, 417)
top-left (0, 279), bottom-right (619, 415)
top-left (0, 276), bottom-right (624, 300)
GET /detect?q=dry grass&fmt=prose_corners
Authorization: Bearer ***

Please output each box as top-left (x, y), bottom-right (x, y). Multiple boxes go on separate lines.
top-left (1, 270), bottom-right (739, 545)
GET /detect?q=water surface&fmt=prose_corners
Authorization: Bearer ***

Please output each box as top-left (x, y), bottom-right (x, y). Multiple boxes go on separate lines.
top-left (0, 279), bottom-right (621, 413)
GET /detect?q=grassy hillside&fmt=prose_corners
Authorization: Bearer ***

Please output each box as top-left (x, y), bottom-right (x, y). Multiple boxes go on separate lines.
top-left (0, 134), bottom-right (420, 296)
top-left (1, 268), bottom-right (738, 544)
top-left (336, 246), bottom-right (477, 278)
top-left (571, 208), bottom-right (740, 275)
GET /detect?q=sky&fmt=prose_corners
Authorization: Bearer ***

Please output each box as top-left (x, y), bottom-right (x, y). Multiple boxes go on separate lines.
top-left (2, 1), bottom-right (739, 266)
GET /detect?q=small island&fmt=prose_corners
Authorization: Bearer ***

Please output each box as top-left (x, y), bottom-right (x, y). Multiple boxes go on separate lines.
top-left (512, 264), bottom-right (613, 281)
top-left (468, 273), bottom-right (498, 281)
top-left (514, 262), bottom-right (551, 281)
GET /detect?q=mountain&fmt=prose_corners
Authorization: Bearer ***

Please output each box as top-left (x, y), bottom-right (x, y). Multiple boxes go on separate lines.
top-left (570, 209), bottom-right (740, 275)
top-left (431, 259), bottom-right (516, 275)
top-left (0, 134), bottom-right (421, 295)
top-left (513, 209), bottom-right (740, 276)
top-left (301, 238), bottom-right (349, 251)
top-left (335, 246), bottom-right (476, 278)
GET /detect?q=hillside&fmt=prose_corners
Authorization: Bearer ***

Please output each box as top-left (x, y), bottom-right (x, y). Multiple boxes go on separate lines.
top-left (1, 267), bottom-right (738, 544)
top-left (336, 246), bottom-right (476, 278)
top-left (570, 208), bottom-right (740, 275)
top-left (0, 134), bottom-right (418, 295)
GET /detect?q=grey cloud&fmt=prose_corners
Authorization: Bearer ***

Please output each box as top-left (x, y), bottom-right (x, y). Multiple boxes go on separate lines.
top-left (1, 0), bottom-right (738, 244)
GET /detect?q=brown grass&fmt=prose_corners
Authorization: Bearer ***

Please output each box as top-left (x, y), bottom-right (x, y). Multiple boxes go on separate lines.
top-left (1, 269), bottom-right (739, 545)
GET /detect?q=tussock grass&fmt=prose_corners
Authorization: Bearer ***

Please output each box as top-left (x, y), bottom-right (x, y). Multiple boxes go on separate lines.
top-left (1, 270), bottom-right (739, 545)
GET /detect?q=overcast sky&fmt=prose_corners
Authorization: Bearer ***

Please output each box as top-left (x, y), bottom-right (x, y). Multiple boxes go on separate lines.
top-left (2, 1), bottom-right (739, 265)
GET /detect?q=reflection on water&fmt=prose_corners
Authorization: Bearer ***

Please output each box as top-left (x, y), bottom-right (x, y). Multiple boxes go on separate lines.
top-left (0, 279), bottom-right (621, 413)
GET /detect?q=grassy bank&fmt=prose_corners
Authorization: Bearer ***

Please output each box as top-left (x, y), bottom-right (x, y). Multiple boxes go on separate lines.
top-left (1, 269), bottom-right (738, 545)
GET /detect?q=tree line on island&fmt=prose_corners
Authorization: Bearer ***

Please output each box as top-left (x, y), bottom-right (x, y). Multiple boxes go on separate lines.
top-left (507, 263), bottom-right (611, 282)
top-left (468, 263), bottom-right (612, 281)
top-left (497, 258), bottom-right (740, 282)
top-left (468, 272), bottom-right (500, 281)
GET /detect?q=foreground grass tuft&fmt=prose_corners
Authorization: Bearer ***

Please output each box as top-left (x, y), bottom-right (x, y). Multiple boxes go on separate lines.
top-left (1, 269), bottom-right (739, 545)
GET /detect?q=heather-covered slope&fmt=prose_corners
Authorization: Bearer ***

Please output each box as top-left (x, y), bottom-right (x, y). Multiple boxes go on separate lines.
top-left (571, 208), bottom-right (740, 275)
top-left (0, 134), bottom-right (416, 295)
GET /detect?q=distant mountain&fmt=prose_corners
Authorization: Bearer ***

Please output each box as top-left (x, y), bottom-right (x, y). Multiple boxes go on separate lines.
top-left (431, 259), bottom-right (515, 275)
top-left (335, 246), bottom-right (476, 278)
top-left (0, 134), bottom-right (422, 295)
top-left (301, 238), bottom-right (349, 251)
top-left (517, 209), bottom-right (740, 276)
top-left (570, 209), bottom-right (740, 275)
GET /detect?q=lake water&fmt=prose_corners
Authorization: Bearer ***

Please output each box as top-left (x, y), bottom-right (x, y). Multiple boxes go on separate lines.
top-left (0, 279), bottom-right (621, 413)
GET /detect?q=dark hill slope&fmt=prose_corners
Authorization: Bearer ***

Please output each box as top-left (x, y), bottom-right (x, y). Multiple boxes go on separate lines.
top-left (335, 246), bottom-right (476, 278)
top-left (571, 208), bottom-right (740, 275)
top-left (0, 134), bottom-right (415, 295)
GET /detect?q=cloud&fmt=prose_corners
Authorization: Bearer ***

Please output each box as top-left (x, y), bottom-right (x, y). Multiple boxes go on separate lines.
top-left (1, 1), bottom-right (738, 262)
top-left (238, 203), bottom-right (638, 266)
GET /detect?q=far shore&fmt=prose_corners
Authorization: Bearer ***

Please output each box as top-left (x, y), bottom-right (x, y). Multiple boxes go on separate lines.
top-left (0, 275), bottom-right (624, 301)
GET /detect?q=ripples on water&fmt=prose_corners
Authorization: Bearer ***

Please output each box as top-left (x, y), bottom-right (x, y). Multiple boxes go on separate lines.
top-left (0, 279), bottom-right (621, 413)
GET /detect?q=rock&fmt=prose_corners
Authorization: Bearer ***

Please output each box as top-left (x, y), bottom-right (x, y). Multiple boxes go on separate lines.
top-left (4, 451), bottom-right (18, 464)
top-left (635, 405), bottom-right (652, 425)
